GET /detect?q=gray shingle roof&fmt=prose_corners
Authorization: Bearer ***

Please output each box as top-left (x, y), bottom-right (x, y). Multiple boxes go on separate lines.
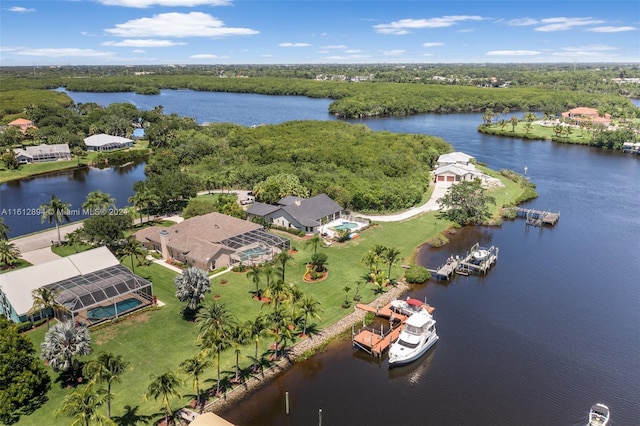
top-left (280, 194), bottom-right (343, 227)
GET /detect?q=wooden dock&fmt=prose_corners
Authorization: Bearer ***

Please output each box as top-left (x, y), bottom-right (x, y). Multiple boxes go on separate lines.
top-left (428, 243), bottom-right (498, 280)
top-left (352, 299), bottom-right (434, 357)
top-left (507, 207), bottom-right (560, 227)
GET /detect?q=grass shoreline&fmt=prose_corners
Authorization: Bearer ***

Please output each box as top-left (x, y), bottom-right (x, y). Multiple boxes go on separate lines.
top-left (16, 172), bottom-right (527, 425)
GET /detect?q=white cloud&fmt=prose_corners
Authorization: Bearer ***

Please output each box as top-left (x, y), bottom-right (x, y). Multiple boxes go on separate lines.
top-left (98, 0), bottom-right (231, 8)
top-left (190, 54), bottom-right (222, 59)
top-left (534, 17), bottom-right (605, 32)
top-left (8, 6), bottom-right (35, 13)
top-left (422, 42), bottom-right (444, 47)
top-left (132, 49), bottom-right (145, 53)
top-left (344, 49), bottom-right (362, 54)
top-left (507, 18), bottom-right (538, 26)
top-left (102, 39), bottom-right (186, 47)
top-left (278, 43), bottom-right (311, 47)
top-left (15, 48), bottom-right (115, 58)
top-left (562, 44), bottom-right (617, 52)
top-left (553, 44), bottom-right (618, 57)
top-left (324, 54), bottom-right (371, 60)
top-left (374, 16), bottom-right (483, 35)
top-left (105, 12), bottom-right (258, 38)
top-left (588, 26), bottom-right (636, 33)
top-left (382, 49), bottom-right (405, 56)
top-left (486, 50), bottom-right (541, 56)
top-left (320, 45), bottom-right (348, 49)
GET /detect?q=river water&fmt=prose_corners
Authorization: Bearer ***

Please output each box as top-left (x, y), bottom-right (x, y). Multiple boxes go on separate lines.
top-left (5, 90), bottom-right (640, 425)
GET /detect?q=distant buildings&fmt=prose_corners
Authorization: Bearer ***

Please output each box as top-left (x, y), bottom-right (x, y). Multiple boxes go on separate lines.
top-left (84, 134), bottom-right (134, 152)
top-left (7, 118), bottom-right (36, 134)
top-left (561, 107), bottom-right (612, 126)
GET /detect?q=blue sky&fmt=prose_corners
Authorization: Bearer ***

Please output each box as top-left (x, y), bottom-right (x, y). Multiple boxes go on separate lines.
top-left (1, 0), bottom-right (638, 66)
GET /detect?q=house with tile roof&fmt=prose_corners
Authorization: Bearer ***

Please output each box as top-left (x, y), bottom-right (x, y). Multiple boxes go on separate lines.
top-left (135, 212), bottom-right (290, 270)
top-left (7, 118), bottom-right (36, 134)
top-left (561, 107), bottom-right (611, 125)
top-left (246, 194), bottom-right (344, 234)
top-left (84, 134), bottom-right (134, 152)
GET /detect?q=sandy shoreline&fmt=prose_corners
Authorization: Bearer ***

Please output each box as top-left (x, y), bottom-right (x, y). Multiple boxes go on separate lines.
top-left (202, 281), bottom-right (412, 415)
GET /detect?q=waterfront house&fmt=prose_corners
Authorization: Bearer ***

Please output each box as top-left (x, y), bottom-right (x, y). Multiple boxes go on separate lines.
top-left (0, 247), bottom-right (153, 325)
top-left (13, 143), bottom-right (72, 164)
top-left (436, 151), bottom-right (475, 167)
top-left (135, 212), bottom-right (290, 270)
top-left (246, 193), bottom-right (344, 234)
top-left (561, 107), bottom-right (612, 125)
top-left (84, 133), bottom-right (134, 152)
top-left (7, 118), bottom-right (36, 134)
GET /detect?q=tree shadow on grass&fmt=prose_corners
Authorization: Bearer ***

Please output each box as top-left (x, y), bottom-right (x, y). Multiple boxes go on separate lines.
top-left (112, 405), bottom-right (156, 426)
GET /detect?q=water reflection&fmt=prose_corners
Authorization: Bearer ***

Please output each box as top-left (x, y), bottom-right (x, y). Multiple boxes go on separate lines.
top-left (388, 348), bottom-right (437, 385)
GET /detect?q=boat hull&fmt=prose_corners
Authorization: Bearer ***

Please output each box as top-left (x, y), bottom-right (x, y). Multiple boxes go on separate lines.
top-left (388, 335), bottom-right (439, 367)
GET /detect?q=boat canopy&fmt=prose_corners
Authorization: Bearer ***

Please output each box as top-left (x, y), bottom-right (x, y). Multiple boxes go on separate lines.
top-left (407, 298), bottom-right (423, 307)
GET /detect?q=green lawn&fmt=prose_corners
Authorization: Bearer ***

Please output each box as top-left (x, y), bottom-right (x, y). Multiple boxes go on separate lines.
top-left (18, 174), bottom-right (525, 425)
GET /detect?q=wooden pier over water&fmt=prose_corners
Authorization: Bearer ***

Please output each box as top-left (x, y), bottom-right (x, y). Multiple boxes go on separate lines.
top-left (506, 207), bottom-right (560, 227)
top-left (352, 299), bottom-right (434, 357)
top-left (427, 243), bottom-right (499, 280)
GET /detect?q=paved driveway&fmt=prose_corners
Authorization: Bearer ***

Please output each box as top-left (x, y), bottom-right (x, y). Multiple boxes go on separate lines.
top-left (358, 181), bottom-right (452, 222)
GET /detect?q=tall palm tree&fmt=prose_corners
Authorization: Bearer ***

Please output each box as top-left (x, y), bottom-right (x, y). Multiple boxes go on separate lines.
top-left (246, 265), bottom-right (263, 298)
top-left (40, 321), bottom-right (92, 374)
top-left (180, 355), bottom-right (211, 413)
top-left (263, 279), bottom-right (291, 311)
top-left (305, 233), bottom-right (322, 254)
top-left (144, 371), bottom-right (182, 426)
top-left (383, 247), bottom-right (402, 282)
top-left (82, 190), bottom-right (116, 214)
top-left (65, 228), bottom-right (85, 253)
top-left (298, 296), bottom-right (322, 337)
top-left (82, 352), bottom-right (129, 419)
top-left (274, 250), bottom-right (293, 283)
top-left (40, 194), bottom-right (71, 245)
top-left (28, 287), bottom-right (64, 330)
top-left (246, 315), bottom-right (268, 372)
top-left (199, 328), bottom-right (230, 396)
top-left (228, 323), bottom-right (249, 383)
top-left (128, 189), bottom-right (158, 225)
top-left (54, 381), bottom-right (112, 426)
top-left (175, 267), bottom-right (212, 311)
top-left (267, 306), bottom-right (292, 359)
top-left (116, 236), bottom-right (146, 274)
top-left (0, 217), bottom-right (11, 240)
top-left (0, 240), bottom-right (21, 268)
top-left (195, 302), bottom-right (236, 396)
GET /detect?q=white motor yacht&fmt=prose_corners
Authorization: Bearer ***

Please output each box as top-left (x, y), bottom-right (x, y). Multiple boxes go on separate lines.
top-left (588, 403), bottom-right (610, 426)
top-left (388, 309), bottom-right (438, 367)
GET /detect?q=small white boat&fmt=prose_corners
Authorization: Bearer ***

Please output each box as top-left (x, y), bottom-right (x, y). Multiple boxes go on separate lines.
top-left (389, 297), bottom-right (428, 317)
top-left (472, 248), bottom-right (489, 261)
top-left (588, 403), bottom-right (610, 426)
top-left (388, 309), bottom-right (438, 367)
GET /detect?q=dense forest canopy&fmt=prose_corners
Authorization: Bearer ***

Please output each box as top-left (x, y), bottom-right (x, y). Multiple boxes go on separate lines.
top-left (147, 120), bottom-right (451, 212)
top-left (1, 64), bottom-right (639, 120)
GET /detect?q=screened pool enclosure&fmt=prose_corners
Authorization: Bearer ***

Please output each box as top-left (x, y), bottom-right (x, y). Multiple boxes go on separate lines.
top-left (48, 264), bottom-right (153, 326)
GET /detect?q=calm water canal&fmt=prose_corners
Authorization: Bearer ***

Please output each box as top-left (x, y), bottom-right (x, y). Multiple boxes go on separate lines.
top-left (5, 90), bottom-right (639, 424)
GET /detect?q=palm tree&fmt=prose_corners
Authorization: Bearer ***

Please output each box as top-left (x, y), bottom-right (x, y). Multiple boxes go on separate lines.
top-left (82, 352), bottom-right (129, 419)
top-left (180, 355), bottom-right (211, 413)
top-left (228, 323), bottom-right (250, 383)
top-left (82, 190), bottom-right (116, 214)
top-left (0, 240), bottom-right (21, 269)
top-left (175, 267), bottom-right (212, 312)
top-left (342, 285), bottom-right (351, 305)
top-left (267, 306), bottom-right (292, 359)
top-left (246, 315), bottom-right (268, 372)
top-left (28, 287), bottom-right (63, 330)
top-left (262, 263), bottom-right (276, 290)
top-left (116, 236), bottom-right (146, 274)
top-left (195, 301), bottom-right (237, 340)
top-left (246, 265), bottom-right (263, 298)
top-left (128, 189), bottom-right (158, 225)
top-left (263, 279), bottom-right (291, 310)
top-left (305, 233), bottom-right (322, 254)
top-left (54, 381), bottom-right (112, 426)
top-left (298, 296), bottom-right (322, 337)
top-left (199, 328), bottom-right (230, 396)
top-left (40, 321), bottom-right (92, 374)
top-left (0, 217), bottom-right (11, 240)
top-left (383, 247), bottom-right (402, 282)
top-left (144, 371), bottom-right (182, 426)
top-left (274, 250), bottom-right (293, 282)
top-left (40, 194), bottom-right (71, 245)
top-left (65, 228), bottom-right (85, 253)
top-left (112, 405), bottom-right (153, 426)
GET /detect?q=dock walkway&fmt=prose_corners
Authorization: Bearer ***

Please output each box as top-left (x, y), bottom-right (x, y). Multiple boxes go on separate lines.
top-left (428, 243), bottom-right (499, 280)
top-left (507, 207), bottom-right (560, 226)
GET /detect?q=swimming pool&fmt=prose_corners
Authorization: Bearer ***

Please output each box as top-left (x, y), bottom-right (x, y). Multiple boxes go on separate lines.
top-left (87, 298), bottom-right (143, 320)
top-left (239, 247), bottom-right (269, 262)
top-left (330, 221), bottom-right (360, 232)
